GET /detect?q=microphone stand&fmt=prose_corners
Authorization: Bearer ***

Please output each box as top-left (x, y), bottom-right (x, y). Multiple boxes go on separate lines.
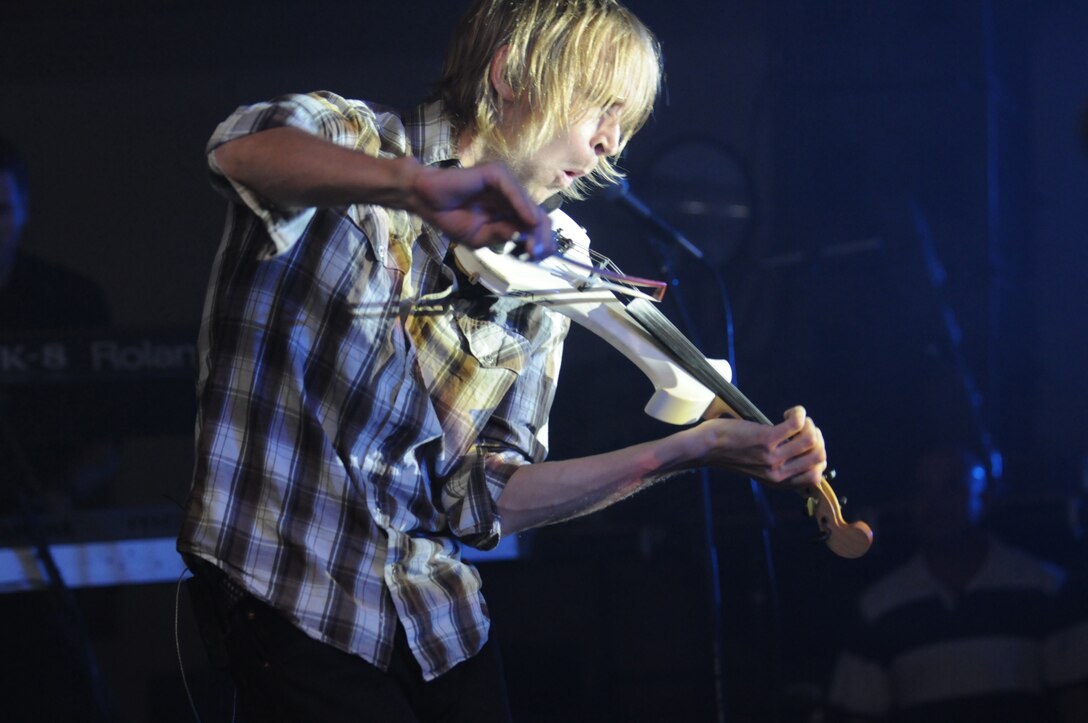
top-left (909, 200), bottom-right (1003, 483)
top-left (612, 184), bottom-right (784, 723)
top-left (641, 234), bottom-right (728, 723)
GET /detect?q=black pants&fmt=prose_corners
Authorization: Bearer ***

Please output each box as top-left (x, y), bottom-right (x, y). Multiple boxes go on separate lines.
top-left (185, 558), bottom-right (513, 723)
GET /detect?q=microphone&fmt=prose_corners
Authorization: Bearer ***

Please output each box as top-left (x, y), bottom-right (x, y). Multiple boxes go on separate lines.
top-left (603, 179), bottom-right (705, 260)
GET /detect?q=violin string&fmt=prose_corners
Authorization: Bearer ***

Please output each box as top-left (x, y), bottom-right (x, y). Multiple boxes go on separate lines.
top-left (556, 230), bottom-right (654, 299)
top-left (557, 230), bottom-right (624, 277)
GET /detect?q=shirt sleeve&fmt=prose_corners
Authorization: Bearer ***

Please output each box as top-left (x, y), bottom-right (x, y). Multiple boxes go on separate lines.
top-left (205, 91), bottom-right (388, 258)
top-left (826, 649), bottom-right (891, 719)
top-left (1044, 574), bottom-right (1088, 689)
top-left (440, 305), bottom-right (570, 550)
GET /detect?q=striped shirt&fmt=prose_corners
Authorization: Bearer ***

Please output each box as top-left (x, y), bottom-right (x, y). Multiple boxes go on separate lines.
top-left (827, 537), bottom-right (1088, 722)
top-left (177, 92), bottom-right (570, 680)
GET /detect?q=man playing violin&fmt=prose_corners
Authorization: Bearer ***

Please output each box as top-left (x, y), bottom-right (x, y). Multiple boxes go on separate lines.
top-left (178, 1), bottom-right (829, 720)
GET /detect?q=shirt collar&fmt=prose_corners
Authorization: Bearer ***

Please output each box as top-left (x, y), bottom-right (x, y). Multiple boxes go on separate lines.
top-left (406, 100), bottom-right (460, 169)
top-left (404, 102), bottom-right (564, 212)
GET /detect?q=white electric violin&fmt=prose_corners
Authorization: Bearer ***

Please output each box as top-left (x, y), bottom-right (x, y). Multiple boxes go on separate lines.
top-left (453, 209), bottom-right (873, 559)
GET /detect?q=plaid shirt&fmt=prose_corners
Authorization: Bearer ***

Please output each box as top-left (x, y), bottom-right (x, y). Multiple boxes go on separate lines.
top-left (178, 92), bottom-right (569, 680)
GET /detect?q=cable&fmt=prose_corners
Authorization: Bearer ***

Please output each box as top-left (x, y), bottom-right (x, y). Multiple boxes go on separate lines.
top-left (175, 568), bottom-right (205, 723)
top-left (175, 567), bottom-right (238, 723)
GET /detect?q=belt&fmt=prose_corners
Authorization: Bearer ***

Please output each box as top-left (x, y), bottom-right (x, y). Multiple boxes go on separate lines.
top-left (183, 553), bottom-right (250, 612)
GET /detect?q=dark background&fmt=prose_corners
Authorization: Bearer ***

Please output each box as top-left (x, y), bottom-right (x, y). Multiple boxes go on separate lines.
top-left (1, 1), bottom-right (1086, 721)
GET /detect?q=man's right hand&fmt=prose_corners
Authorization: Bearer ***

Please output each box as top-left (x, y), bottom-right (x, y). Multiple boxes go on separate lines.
top-left (407, 161), bottom-right (555, 259)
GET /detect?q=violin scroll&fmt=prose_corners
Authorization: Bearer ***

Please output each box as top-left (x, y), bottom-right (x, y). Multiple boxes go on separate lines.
top-left (801, 470), bottom-right (873, 559)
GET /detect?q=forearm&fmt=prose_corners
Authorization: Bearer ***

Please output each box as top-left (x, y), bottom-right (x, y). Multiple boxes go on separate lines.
top-left (495, 408), bottom-right (827, 535)
top-left (497, 426), bottom-right (700, 534)
top-left (212, 125), bottom-right (548, 251)
top-left (212, 126), bottom-right (422, 211)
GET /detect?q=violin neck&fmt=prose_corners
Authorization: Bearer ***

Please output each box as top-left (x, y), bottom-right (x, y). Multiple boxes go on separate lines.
top-left (624, 298), bottom-right (772, 426)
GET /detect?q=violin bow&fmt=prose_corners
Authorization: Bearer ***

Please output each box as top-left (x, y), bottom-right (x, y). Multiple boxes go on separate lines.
top-left (352, 237), bottom-right (667, 319)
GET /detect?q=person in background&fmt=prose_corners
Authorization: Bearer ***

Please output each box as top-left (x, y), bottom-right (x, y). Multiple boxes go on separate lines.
top-left (0, 137), bottom-right (119, 719)
top-left (0, 136), bottom-right (117, 510)
top-left (826, 445), bottom-right (1088, 722)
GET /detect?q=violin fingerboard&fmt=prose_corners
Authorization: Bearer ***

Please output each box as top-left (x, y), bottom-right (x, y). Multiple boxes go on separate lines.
top-left (625, 298), bottom-right (772, 426)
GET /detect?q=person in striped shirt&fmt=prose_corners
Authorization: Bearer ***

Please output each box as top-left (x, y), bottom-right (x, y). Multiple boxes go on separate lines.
top-left (826, 446), bottom-right (1088, 722)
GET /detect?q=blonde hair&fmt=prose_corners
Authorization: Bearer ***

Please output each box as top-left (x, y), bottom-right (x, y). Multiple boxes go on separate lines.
top-left (435, 0), bottom-right (662, 198)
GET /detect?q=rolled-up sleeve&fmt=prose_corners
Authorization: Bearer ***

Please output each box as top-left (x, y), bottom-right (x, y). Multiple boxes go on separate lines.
top-left (440, 305), bottom-right (570, 550)
top-left (205, 91), bottom-right (386, 258)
